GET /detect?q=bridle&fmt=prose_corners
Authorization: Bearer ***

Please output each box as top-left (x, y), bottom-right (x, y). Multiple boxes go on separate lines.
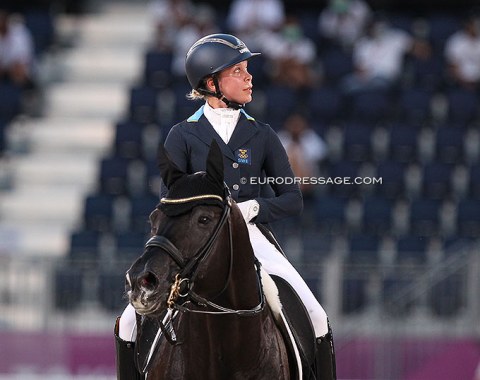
top-left (140, 185), bottom-right (265, 335)
top-left (136, 187), bottom-right (266, 374)
top-left (145, 187), bottom-right (265, 316)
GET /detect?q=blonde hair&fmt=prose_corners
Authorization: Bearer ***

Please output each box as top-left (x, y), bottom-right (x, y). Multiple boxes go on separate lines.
top-left (186, 89), bottom-right (206, 101)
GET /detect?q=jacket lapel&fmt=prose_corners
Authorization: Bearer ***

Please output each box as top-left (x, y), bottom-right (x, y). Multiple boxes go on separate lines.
top-left (227, 112), bottom-right (259, 151)
top-left (188, 111), bottom-right (236, 161)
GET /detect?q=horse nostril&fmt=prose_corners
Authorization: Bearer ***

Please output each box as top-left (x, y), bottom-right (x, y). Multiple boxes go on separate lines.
top-left (139, 272), bottom-right (158, 289)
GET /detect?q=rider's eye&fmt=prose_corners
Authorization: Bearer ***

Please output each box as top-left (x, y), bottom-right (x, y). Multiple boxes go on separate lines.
top-left (198, 215), bottom-right (210, 225)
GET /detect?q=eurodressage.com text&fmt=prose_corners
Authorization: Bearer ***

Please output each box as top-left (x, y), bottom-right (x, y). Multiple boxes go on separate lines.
top-left (246, 177), bottom-right (383, 186)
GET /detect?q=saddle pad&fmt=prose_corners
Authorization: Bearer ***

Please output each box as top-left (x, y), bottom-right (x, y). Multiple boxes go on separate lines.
top-left (270, 275), bottom-right (316, 378)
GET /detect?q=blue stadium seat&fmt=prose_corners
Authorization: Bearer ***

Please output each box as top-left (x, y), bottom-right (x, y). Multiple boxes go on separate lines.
top-left (114, 120), bottom-right (145, 159)
top-left (398, 87), bottom-right (433, 124)
top-left (342, 122), bottom-right (373, 162)
top-left (388, 123), bottom-right (419, 163)
top-left (427, 12), bottom-right (461, 52)
top-left (245, 53), bottom-right (268, 88)
top-left (83, 194), bottom-right (116, 232)
top-left (54, 266), bottom-right (83, 311)
top-left (375, 160), bottom-right (407, 199)
top-left (129, 85), bottom-right (159, 124)
top-left (404, 54), bottom-right (445, 91)
top-left (381, 273), bottom-right (414, 316)
top-left (114, 231), bottom-right (148, 262)
top-left (0, 83), bottom-right (23, 124)
top-left (395, 236), bottom-right (428, 265)
top-left (326, 161), bottom-right (361, 197)
top-left (446, 88), bottom-right (479, 127)
top-left (361, 196), bottom-right (393, 235)
top-left (143, 50), bottom-right (173, 89)
top-left (408, 198), bottom-right (441, 237)
top-left (99, 156), bottom-right (131, 196)
top-left (350, 89), bottom-right (392, 124)
top-left (345, 234), bottom-right (380, 265)
top-left (68, 230), bottom-right (101, 263)
top-left (0, 121), bottom-right (6, 154)
top-left (428, 273), bottom-right (466, 317)
top-left (264, 85), bottom-right (297, 130)
top-left (435, 126), bottom-right (465, 164)
top-left (24, 9), bottom-right (56, 56)
top-left (172, 81), bottom-right (201, 122)
top-left (314, 195), bottom-right (348, 233)
top-left (320, 47), bottom-right (353, 85)
top-left (300, 231), bottom-right (333, 262)
top-left (130, 194), bottom-right (158, 233)
top-left (421, 162), bottom-right (454, 200)
top-left (468, 164), bottom-right (480, 198)
top-left (456, 198), bottom-right (480, 238)
top-left (342, 276), bottom-right (368, 314)
top-left (308, 86), bottom-right (343, 125)
top-left (98, 269), bottom-right (129, 312)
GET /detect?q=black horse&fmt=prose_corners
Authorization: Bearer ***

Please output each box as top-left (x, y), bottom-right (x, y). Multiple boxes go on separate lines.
top-left (125, 141), bottom-right (291, 379)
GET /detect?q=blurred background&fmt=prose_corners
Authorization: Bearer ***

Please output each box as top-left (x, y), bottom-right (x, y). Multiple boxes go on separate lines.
top-left (0, 0), bottom-right (479, 378)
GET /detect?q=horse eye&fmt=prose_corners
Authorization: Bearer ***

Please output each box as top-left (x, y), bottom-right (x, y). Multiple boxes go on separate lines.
top-left (198, 215), bottom-right (210, 225)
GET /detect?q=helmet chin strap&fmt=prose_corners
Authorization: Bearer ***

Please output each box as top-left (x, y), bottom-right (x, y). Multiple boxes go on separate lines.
top-left (214, 75), bottom-right (244, 109)
top-left (199, 75), bottom-right (244, 110)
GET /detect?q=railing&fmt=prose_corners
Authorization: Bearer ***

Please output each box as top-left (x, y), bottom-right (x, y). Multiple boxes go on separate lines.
top-left (0, 240), bottom-right (478, 378)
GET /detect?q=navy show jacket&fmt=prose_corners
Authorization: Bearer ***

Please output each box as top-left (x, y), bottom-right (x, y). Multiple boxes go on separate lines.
top-left (161, 105), bottom-right (303, 224)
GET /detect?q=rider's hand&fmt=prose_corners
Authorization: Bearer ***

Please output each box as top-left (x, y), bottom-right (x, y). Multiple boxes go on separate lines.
top-left (236, 200), bottom-right (260, 224)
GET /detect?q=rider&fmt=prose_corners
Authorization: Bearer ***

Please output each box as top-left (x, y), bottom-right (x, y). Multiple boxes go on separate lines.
top-left (115, 33), bottom-right (336, 379)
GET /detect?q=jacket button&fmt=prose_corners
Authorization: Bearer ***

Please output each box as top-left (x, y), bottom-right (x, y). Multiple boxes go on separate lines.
top-left (232, 184), bottom-right (239, 191)
top-left (232, 162), bottom-right (239, 168)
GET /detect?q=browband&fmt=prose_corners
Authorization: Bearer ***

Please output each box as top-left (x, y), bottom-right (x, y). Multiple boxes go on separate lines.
top-left (160, 194), bottom-right (224, 204)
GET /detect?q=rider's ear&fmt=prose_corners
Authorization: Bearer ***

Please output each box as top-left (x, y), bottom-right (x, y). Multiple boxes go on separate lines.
top-left (206, 140), bottom-right (224, 186)
top-left (157, 144), bottom-right (184, 188)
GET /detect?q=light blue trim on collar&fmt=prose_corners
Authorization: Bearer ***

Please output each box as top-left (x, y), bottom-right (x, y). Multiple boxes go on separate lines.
top-left (241, 109), bottom-right (255, 121)
top-left (187, 105), bottom-right (205, 122)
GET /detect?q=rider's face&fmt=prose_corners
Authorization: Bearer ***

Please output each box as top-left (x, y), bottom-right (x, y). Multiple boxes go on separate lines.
top-left (216, 61), bottom-right (253, 106)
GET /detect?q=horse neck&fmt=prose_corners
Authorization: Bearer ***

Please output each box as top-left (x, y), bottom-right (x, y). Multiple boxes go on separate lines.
top-left (222, 216), bottom-right (263, 311)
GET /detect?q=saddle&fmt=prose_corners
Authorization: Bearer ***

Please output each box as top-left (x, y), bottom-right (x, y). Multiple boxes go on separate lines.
top-left (257, 224), bottom-right (317, 380)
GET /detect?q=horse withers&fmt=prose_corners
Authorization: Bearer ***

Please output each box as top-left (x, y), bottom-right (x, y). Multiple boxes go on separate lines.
top-left (121, 141), bottom-right (292, 379)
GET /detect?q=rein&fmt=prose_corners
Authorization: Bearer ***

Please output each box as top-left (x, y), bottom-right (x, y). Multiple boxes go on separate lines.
top-left (144, 191), bottom-right (266, 317)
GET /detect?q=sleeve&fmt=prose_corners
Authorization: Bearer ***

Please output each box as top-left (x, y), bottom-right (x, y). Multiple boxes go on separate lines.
top-left (254, 127), bottom-right (303, 224)
top-left (159, 125), bottom-right (189, 199)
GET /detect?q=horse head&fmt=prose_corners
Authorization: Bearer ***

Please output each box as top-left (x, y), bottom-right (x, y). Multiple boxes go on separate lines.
top-left (126, 140), bottom-right (259, 318)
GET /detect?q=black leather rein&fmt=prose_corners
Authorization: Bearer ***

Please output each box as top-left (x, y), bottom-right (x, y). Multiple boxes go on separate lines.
top-left (144, 194), bottom-right (265, 317)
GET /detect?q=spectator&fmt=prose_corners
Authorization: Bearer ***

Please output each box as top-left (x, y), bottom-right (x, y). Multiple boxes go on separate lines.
top-left (319, 0), bottom-right (372, 49)
top-left (278, 113), bottom-right (328, 198)
top-left (0, 9), bottom-right (35, 87)
top-left (340, 14), bottom-right (431, 95)
top-left (147, 0), bottom-right (195, 52)
top-left (260, 14), bottom-right (318, 89)
top-left (226, 0), bottom-right (285, 51)
top-left (444, 13), bottom-right (480, 91)
top-left (171, 4), bottom-right (219, 78)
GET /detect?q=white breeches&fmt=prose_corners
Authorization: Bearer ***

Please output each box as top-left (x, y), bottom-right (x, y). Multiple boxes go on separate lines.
top-left (119, 224), bottom-right (329, 341)
top-left (246, 224), bottom-right (329, 337)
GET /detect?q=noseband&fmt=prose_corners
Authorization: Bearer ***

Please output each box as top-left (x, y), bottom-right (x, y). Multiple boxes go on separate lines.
top-left (143, 189), bottom-right (265, 317)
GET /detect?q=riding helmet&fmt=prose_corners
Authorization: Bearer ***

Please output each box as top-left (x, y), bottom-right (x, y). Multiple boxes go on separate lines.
top-left (185, 33), bottom-right (261, 91)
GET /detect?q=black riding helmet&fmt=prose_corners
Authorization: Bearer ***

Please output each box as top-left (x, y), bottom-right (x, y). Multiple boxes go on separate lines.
top-left (185, 33), bottom-right (260, 109)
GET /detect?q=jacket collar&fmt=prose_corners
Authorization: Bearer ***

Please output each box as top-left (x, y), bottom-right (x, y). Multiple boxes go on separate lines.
top-left (187, 106), bottom-right (259, 161)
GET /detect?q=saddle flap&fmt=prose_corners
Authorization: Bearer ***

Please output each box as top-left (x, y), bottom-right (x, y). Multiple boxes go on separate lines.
top-left (270, 275), bottom-right (316, 377)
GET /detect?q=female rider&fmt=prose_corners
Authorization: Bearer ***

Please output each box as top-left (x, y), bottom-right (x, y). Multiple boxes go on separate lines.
top-left (115, 33), bottom-right (336, 379)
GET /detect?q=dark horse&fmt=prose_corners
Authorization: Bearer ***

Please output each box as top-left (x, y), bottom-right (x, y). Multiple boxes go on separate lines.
top-left (125, 141), bottom-right (291, 379)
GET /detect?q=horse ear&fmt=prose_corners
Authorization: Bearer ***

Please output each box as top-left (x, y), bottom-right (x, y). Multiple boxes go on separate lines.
top-left (206, 139), bottom-right (224, 186)
top-left (149, 208), bottom-right (161, 235)
top-left (157, 144), bottom-right (184, 188)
